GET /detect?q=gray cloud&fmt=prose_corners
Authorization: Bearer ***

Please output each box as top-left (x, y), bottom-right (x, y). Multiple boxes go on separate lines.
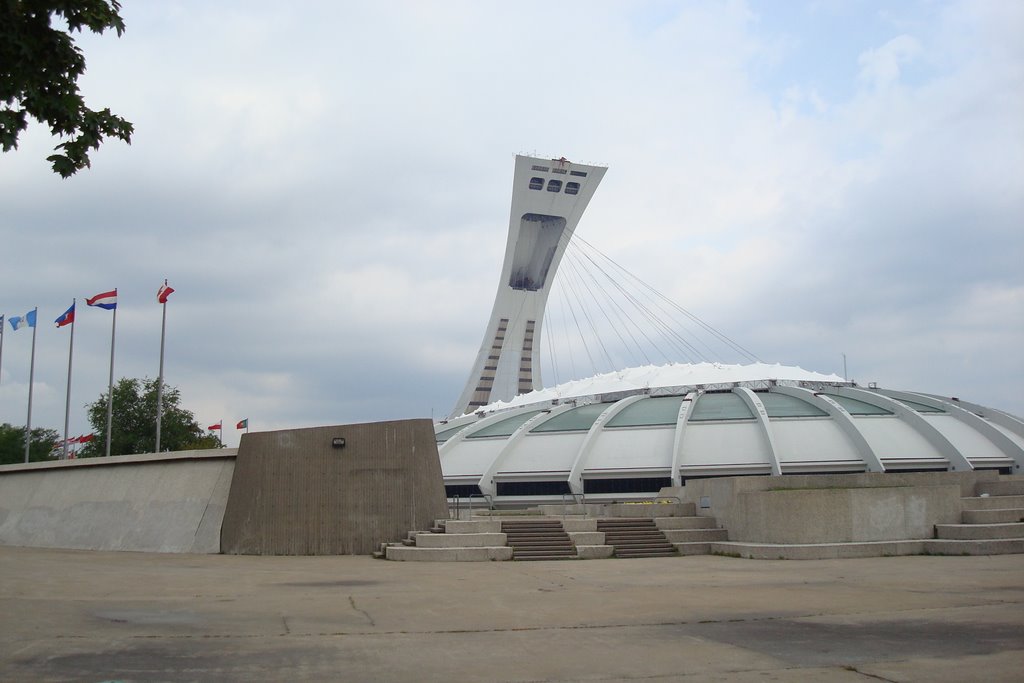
top-left (2, 1), bottom-right (1021, 448)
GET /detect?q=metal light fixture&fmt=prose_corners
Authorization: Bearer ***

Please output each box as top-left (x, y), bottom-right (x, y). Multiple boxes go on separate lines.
top-left (331, 437), bottom-right (346, 449)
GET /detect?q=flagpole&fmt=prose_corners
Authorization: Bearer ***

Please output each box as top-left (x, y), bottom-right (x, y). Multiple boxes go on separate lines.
top-left (62, 299), bottom-right (76, 460)
top-left (155, 286), bottom-right (168, 453)
top-left (104, 300), bottom-right (117, 457)
top-left (0, 314), bottom-right (5, 386)
top-left (24, 307), bottom-right (38, 463)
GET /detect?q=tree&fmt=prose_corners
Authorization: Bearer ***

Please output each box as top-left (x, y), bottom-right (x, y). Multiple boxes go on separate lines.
top-left (1, 0), bottom-right (133, 177)
top-left (78, 378), bottom-right (221, 457)
top-left (0, 422), bottom-right (59, 465)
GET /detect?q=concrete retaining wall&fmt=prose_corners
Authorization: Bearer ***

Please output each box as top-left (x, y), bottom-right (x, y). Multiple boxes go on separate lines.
top-left (221, 420), bottom-right (448, 555)
top-left (670, 472), bottom-right (976, 544)
top-left (0, 450), bottom-right (236, 553)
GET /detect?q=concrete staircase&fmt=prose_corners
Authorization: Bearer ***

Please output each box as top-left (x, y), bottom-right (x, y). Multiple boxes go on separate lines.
top-left (380, 476), bottom-right (1024, 562)
top-left (657, 516), bottom-right (729, 555)
top-left (597, 519), bottom-right (677, 558)
top-left (927, 479), bottom-right (1024, 555)
top-left (501, 519), bottom-right (577, 560)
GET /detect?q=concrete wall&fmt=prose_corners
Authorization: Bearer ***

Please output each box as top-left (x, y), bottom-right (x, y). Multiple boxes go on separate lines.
top-left (220, 419), bottom-right (448, 555)
top-left (0, 450), bottom-right (236, 553)
top-left (669, 472), bottom-right (984, 544)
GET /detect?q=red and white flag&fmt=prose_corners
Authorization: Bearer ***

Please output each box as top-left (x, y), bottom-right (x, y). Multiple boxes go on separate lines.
top-left (208, 422), bottom-right (222, 431)
top-left (157, 281), bottom-right (175, 304)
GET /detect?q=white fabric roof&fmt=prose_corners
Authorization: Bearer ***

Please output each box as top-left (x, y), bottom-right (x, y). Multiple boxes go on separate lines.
top-left (483, 362), bottom-right (846, 411)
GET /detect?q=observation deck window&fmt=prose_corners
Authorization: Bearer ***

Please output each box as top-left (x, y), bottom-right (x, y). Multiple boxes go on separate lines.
top-left (546, 179), bottom-right (563, 192)
top-left (565, 182), bottom-right (580, 195)
top-left (529, 177), bottom-right (544, 190)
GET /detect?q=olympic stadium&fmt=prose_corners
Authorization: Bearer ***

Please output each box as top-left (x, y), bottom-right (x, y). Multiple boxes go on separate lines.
top-left (434, 155), bottom-right (1024, 505)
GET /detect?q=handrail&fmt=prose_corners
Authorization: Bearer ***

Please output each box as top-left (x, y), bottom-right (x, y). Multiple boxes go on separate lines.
top-left (560, 491), bottom-right (586, 518)
top-left (449, 493), bottom-right (493, 519)
top-left (653, 494), bottom-right (682, 505)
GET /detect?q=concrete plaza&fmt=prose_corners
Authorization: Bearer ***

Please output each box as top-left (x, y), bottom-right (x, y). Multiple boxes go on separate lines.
top-left (1, 546), bottom-right (1022, 682)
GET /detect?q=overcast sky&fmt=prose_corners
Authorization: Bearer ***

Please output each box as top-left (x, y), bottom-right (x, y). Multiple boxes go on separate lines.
top-left (2, 0), bottom-right (1022, 448)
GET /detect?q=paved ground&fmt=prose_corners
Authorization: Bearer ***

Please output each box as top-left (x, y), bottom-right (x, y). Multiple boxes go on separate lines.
top-left (1, 546), bottom-right (1022, 682)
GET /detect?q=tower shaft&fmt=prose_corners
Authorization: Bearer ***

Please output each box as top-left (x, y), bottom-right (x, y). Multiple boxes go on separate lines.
top-left (451, 155), bottom-right (607, 416)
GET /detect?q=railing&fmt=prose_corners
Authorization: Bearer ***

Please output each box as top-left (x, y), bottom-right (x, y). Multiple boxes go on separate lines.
top-left (560, 491), bottom-right (586, 519)
top-left (448, 493), bottom-right (493, 520)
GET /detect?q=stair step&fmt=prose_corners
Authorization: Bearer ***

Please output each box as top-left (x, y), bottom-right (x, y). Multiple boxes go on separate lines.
top-left (976, 480), bottom-right (1024, 497)
top-left (935, 522), bottom-right (1024, 540)
top-left (615, 549), bottom-right (678, 558)
top-left (962, 508), bottom-right (1024, 524)
top-left (923, 538), bottom-right (1024, 555)
top-left (962, 495), bottom-right (1024, 510)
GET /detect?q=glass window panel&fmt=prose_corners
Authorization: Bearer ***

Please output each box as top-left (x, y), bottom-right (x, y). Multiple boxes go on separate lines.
top-left (435, 424), bottom-right (472, 443)
top-left (759, 392), bottom-right (828, 418)
top-left (821, 393), bottom-right (893, 415)
top-left (606, 396), bottom-right (685, 427)
top-left (465, 410), bottom-right (544, 438)
top-left (531, 403), bottom-right (609, 433)
top-left (895, 398), bottom-right (944, 413)
top-left (528, 177), bottom-right (544, 190)
top-left (546, 179), bottom-right (562, 192)
top-left (689, 393), bottom-right (755, 421)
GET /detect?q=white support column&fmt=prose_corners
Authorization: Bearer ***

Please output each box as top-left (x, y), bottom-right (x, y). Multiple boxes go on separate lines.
top-left (669, 392), bottom-right (698, 486)
top-left (566, 395), bottom-right (645, 495)
top-left (477, 408), bottom-right (567, 498)
top-left (733, 388), bottom-right (782, 476)
top-left (770, 385), bottom-right (885, 472)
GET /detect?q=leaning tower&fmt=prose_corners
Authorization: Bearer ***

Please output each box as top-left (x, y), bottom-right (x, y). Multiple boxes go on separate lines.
top-left (450, 155), bottom-right (607, 416)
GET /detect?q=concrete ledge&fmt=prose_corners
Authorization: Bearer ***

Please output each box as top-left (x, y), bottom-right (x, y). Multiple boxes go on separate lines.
top-left (536, 502), bottom-right (695, 518)
top-left (976, 480), bottom-right (1024, 497)
top-left (568, 531), bottom-right (604, 545)
top-left (662, 529), bottom-right (728, 543)
top-left (655, 517), bottom-right (716, 530)
top-left (923, 538), bottom-right (1024, 555)
top-left (962, 495), bottom-right (1024, 510)
top-left (0, 448), bottom-right (236, 473)
top-left (935, 523), bottom-right (1024, 540)
top-left (442, 520), bottom-right (502, 534)
top-left (709, 540), bottom-right (928, 560)
top-left (604, 502), bottom-right (695, 518)
top-left (385, 546), bottom-right (513, 561)
top-left (563, 519), bottom-right (598, 532)
top-left (674, 542), bottom-right (712, 556)
top-left (575, 545), bottom-right (614, 559)
top-left (963, 508), bottom-right (1024, 524)
top-left (414, 532), bottom-right (506, 548)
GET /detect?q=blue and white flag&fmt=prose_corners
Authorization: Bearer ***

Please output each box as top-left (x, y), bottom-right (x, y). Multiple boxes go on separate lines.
top-left (9, 309), bottom-right (37, 330)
